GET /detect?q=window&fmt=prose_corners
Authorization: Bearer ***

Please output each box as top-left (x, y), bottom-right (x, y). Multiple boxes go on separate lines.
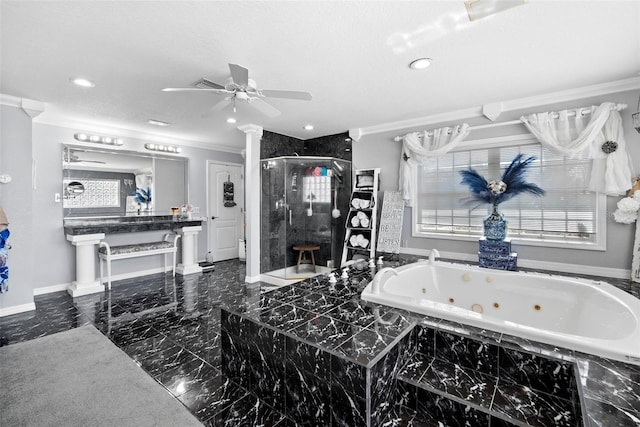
top-left (302, 175), bottom-right (331, 204)
top-left (413, 138), bottom-right (605, 249)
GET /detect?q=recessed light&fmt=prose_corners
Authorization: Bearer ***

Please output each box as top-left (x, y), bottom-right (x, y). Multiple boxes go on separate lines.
top-left (409, 58), bottom-right (432, 70)
top-left (303, 124), bottom-right (314, 131)
top-left (226, 117), bottom-right (237, 124)
top-left (70, 77), bottom-right (95, 87)
top-left (148, 119), bottom-right (170, 127)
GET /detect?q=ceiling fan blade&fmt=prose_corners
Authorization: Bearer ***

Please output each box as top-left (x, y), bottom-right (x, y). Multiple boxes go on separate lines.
top-left (162, 87), bottom-right (231, 94)
top-left (228, 63), bottom-right (249, 87)
top-left (260, 89), bottom-right (312, 101)
top-left (197, 78), bottom-right (226, 89)
top-left (248, 98), bottom-right (281, 118)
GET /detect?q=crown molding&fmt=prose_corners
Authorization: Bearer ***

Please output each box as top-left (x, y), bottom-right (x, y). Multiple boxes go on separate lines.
top-left (0, 93), bottom-right (22, 107)
top-left (353, 76), bottom-right (640, 140)
top-left (0, 93), bottom-right (244, 154)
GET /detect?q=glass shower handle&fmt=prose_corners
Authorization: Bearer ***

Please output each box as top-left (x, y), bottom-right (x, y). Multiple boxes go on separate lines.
top-left (289, 207), bottom-right (292, 225)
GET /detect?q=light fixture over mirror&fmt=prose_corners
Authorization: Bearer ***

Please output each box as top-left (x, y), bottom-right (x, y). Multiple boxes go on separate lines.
top-left (74, 132), bottom-right (124, 146)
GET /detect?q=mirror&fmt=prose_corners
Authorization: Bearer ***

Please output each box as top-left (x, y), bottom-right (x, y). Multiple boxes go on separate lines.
top-left (62, 144), bottom-right (188, 217)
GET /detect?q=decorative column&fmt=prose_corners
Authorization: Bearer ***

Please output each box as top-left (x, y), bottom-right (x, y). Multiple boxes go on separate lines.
top-left (176, 225), bottom-right (203, 275)
top-left (238, 124), bottom-right (262, 283)
top-left (66, 233), bottom-right (105, 297)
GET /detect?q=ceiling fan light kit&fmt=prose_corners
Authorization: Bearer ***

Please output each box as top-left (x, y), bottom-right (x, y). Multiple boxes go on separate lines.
top-left (163, 63), bottom-right (312, 118)
top-left (465, 0), bottom-right (527, 21)
top-left (74, 132), bottom-right (123, 146)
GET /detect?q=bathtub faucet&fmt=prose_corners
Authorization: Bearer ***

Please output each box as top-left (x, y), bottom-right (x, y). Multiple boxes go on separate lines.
top-left (370, 267), bottom-right (399, 294)
top-left (429, 249), bottom-right (440, 265)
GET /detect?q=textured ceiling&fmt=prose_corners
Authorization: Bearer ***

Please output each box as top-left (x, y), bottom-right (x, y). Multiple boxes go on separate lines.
top-left (1, 1), bottom-right (639, 150)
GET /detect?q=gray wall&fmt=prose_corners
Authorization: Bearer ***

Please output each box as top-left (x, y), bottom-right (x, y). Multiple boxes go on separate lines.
top-left (353, 89), bottom-right (640, 272)
top-left (28, 120), bottom-right (243, 294)
top-left (0, 105), bottom-right (36, 312)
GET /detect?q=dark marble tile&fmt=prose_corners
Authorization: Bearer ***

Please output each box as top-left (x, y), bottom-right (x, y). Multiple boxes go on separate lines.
top-left (582, 397), bottom-right (640, 427)
top-left (286, 335), bottom-right (331, 378)
top-left (415, 388), bottom-right (490, 427)
top-left (492, 380), bottom-right (577, 427)
top-left (294, 292), bottom-right (342, 314)
top-left (284, 364), bottom-right (332, 426)
top-left (435, 329), bottom-right (500, 376)
top-left (499, 347), bottom-right (576, 401)
top-left (413, 325), bottom-right (436, 357)
top-left (419, 358), bottom-right (497, 410)
top-left (178, 371), bottom-right (249, 422)
top-left (331, 354), bottom-right (367, 398)
top-left (204, 393), bottom-right (285, 427)
top-left (154, 355), bottom-right (217, 397)
top-left (576, 356), bottom-right (640, 414)
top-left (397, 352), bottom-right (433, 384)
top-left (258, 303), bottom-right (315, 332)
top-left (325, 300), bottom-right (376, 328)
top-left (334, 326), bottom-right (396, 366)
top-left (290, 314), bottom-right (352, 350)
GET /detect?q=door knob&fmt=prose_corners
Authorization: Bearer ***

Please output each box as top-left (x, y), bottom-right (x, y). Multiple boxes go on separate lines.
top-left (211, 216), bottom-right (217, 220)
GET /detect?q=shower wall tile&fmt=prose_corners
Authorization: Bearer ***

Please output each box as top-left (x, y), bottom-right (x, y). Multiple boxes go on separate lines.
top-left (302, 132), bottom-right (352, 160)
top-left (260, 130), bottom-right (305, 158)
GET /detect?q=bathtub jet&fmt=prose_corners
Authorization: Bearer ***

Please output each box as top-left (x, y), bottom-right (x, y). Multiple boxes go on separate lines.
top-left (361, 258), bottom-right (640, 366)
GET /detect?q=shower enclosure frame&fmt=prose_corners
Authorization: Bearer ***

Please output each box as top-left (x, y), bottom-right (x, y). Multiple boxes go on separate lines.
top-left (260, 156), bottom-right (352, 281)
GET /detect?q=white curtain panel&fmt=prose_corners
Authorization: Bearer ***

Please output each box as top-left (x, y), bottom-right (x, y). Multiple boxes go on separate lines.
top-left (520, 102), bottom-right (634, 195)
top-left (399, 124), bottom-right (471, 205)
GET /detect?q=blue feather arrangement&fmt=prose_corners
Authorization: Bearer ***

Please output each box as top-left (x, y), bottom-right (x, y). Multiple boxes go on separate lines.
top-left (134, 187), bottom-right (152, 205)
top-left (459, 154), bottom-right (545, 207)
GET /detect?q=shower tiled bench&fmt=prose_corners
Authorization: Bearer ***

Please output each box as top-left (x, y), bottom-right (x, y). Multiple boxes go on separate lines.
top-left (221, 259), bottom-right (640, 426)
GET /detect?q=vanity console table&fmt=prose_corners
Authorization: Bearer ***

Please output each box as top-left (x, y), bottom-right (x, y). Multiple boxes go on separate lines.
top-left (64, 215), bottom-right (204, 297)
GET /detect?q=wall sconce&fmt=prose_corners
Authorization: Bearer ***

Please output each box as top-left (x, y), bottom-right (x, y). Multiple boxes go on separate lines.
top-left (74, 133), bottom-right (123, 146)
top-left (145, 143), bottom-right (182, 153)
top-left (465, 0), bottom-right (527, 21)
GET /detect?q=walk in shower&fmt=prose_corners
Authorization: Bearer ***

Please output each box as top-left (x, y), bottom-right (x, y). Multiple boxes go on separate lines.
top-left (261, 156), bottom-right (351, 282)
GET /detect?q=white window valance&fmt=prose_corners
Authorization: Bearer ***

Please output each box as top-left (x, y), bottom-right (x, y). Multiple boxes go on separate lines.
top-left (399, 124), bottom-right (471, 205)
top-left (520, 102), bottom-right (634, 196)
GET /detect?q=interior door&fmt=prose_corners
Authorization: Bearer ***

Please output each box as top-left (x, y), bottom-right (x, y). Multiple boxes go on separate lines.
top-left (208, 162), bottom-right (244, 262)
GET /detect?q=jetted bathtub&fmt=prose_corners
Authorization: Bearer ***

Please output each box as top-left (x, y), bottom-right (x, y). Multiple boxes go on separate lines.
top-left (361, 259), bottom-right (640, 365)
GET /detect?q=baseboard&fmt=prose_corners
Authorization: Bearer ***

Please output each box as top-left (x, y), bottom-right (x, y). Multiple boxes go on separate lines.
top-left (33, 283), bottom-right (70, 296)
top-left (398, 247), bottom-right (630, 280)
top-left (0, 302), bottom-right (37, 317)
top-left (32, 267), bottom-right (167, 296)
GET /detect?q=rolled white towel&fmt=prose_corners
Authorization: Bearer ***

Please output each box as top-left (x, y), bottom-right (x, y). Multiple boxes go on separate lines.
top-left (360, 238), bottom-right (369, 248)
top-left (350, 235), bottom-right (358, 246)
top-left (351, 216), bottom-right (360, 227)
top-left (360, 218), bottom-right (370, 228)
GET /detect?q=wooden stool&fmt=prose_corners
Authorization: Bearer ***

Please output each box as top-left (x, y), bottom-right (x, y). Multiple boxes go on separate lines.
top-left (293, 244), bottom-right (320, 273)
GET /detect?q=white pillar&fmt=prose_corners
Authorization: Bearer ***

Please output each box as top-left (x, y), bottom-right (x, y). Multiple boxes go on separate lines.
top-left (176, 225), bottom-right (203, 275)
top-left (66, 233), bottom-right (105, 297)
top-left (238, 124), bottom-right (263, 283)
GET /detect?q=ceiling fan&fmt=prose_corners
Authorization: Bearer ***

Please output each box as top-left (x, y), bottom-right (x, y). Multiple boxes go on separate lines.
top-left (162, 63), bottom-right (312, 118)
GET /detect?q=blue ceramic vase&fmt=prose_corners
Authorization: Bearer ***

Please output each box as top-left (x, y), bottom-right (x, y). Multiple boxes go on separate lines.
top-left (484, 204), bottom-right (507, 241)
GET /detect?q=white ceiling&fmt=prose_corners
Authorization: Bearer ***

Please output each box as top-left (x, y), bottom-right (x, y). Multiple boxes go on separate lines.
top-left (1, 1), bottom-right (639, 151)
